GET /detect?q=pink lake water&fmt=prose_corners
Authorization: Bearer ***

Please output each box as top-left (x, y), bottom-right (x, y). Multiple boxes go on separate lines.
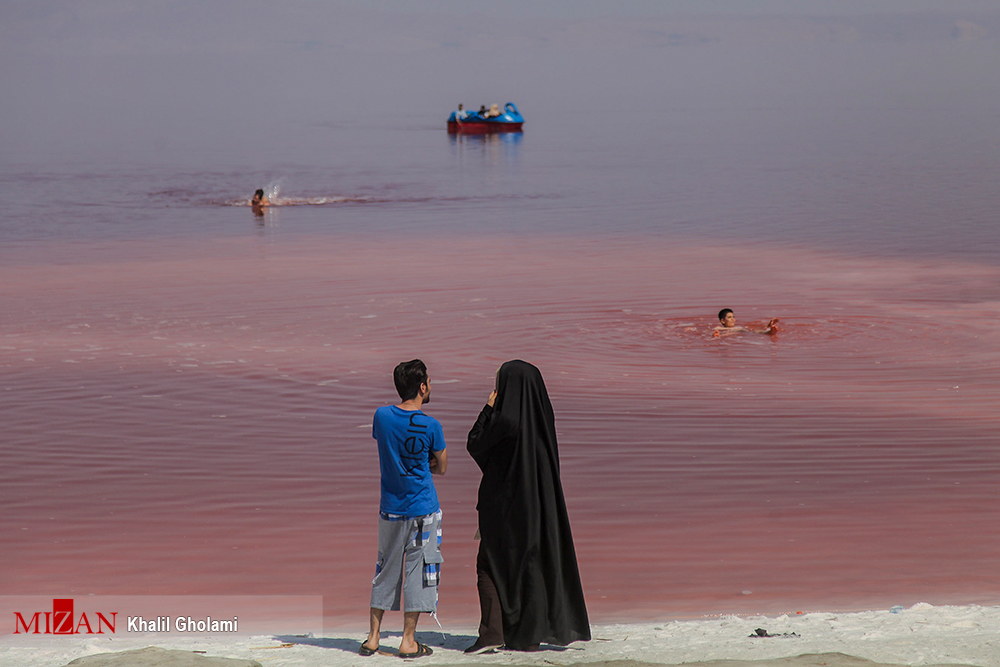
top-left (2, 14), bottom-right (1000, 630)
top-left (3, 233), bottom-right (999, 628)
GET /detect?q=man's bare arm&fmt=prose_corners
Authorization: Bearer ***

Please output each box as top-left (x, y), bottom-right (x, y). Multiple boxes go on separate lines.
top-left (429, 448), bottom-right (448, 475)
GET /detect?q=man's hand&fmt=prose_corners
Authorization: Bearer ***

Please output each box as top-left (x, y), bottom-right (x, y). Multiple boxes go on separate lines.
top-left (487, 390), bottom-right (497, 407)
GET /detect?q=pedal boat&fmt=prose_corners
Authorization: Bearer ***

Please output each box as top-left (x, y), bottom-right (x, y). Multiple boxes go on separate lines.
top-left (448, 102), bottom-right (524, 133)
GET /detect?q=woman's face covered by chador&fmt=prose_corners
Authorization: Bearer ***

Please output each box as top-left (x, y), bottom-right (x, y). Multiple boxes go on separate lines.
top-left (491, 360), bottom-right (558, 467)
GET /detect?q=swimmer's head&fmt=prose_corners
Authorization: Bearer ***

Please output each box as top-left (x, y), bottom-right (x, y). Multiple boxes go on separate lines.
top-left (254, 189), bottom-right (265, 199)
top-left (718, 308), bottom-right (735, 328)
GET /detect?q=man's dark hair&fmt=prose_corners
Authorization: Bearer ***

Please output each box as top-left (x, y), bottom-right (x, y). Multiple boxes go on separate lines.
top-left (394, 359), bottom-right (428, 402)
top-left (718, 308), bottom-right (733, 322)
top-left (255, 189), bottom-right (265, 198)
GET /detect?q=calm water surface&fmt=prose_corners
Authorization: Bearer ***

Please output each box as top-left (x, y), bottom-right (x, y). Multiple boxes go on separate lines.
top-left (2, 37), bottom-right (999, 629)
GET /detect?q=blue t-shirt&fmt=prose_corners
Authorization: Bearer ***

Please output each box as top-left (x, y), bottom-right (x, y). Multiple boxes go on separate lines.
top-left (372, 405), bottom-right (446, 516)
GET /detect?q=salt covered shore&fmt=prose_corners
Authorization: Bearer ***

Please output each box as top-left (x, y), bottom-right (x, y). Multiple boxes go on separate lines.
top-left (1, 604), bottom-right (997, 667)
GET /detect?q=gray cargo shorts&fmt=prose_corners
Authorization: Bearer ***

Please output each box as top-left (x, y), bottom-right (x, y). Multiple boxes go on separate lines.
top-left (370, 510), bottom-right (443, 613)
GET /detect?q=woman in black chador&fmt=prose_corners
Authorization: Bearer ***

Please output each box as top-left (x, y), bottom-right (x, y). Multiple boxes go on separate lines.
top-left (465, 360), bottom-right (590, 652)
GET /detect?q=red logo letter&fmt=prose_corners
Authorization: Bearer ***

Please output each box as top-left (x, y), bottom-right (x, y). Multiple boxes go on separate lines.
top-left (13, 612), bottom-right (41, 634)
top-left (95, 612), bottom-right (117, 634)
top-left (52, 599), bottom-right (74, 635)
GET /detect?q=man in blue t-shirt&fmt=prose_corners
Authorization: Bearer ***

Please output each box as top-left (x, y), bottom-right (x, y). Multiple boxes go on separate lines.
top-left (360, 359), bottom-right (447, 659)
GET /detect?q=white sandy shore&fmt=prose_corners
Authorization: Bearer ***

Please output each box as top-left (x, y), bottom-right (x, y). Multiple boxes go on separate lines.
top-left (1, 604), bottom-right (997, 667)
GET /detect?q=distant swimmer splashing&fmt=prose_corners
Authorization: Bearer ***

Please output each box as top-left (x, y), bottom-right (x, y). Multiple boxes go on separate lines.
top-left (250, 182), bottom-right (283, 216)
top-left (251, 188), bottom-right (270, 216)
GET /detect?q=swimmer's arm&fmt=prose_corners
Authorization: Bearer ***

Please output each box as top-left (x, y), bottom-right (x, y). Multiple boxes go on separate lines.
top-left (753, 318), bottom-right (779, 334)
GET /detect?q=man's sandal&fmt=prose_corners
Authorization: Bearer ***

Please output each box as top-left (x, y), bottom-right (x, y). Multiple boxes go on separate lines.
top-left (398, 643), bottom-right (433, 659)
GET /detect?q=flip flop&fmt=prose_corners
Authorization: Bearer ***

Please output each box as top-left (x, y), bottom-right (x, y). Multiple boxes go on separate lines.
top-left (359, 643), bottom-right (379, 656)
top-left (398, 643), bottom-right (433, 659)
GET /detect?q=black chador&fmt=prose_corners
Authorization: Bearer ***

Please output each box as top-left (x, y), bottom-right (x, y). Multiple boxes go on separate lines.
top-left (467, 360), bottom-right (590, 650)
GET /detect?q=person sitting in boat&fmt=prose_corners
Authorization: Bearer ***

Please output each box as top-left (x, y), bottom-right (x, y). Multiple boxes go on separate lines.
top-left (713, 308), bottom-right (778, 337)
top-left (251, 189), bottom-right (270, 215)
top-left (478, 105), bottom-right (488, 118)
top-left (456, 104), bottom-right (469, 121)
top-left (487, 103), bottom-right (501, 118)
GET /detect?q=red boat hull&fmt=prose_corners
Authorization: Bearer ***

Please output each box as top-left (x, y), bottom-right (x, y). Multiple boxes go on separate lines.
top-left (448, 121), bottom-right (523, 134)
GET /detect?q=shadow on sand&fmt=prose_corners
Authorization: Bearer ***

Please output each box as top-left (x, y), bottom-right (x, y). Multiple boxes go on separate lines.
top-left (274, 632), bottom-right (580, 657)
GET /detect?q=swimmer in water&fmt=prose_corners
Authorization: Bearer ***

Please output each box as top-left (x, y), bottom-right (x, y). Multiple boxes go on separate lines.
top-left (251, 188), bottom-right (270, 215)
top-left (713, 308), bottom-right (778, 337)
